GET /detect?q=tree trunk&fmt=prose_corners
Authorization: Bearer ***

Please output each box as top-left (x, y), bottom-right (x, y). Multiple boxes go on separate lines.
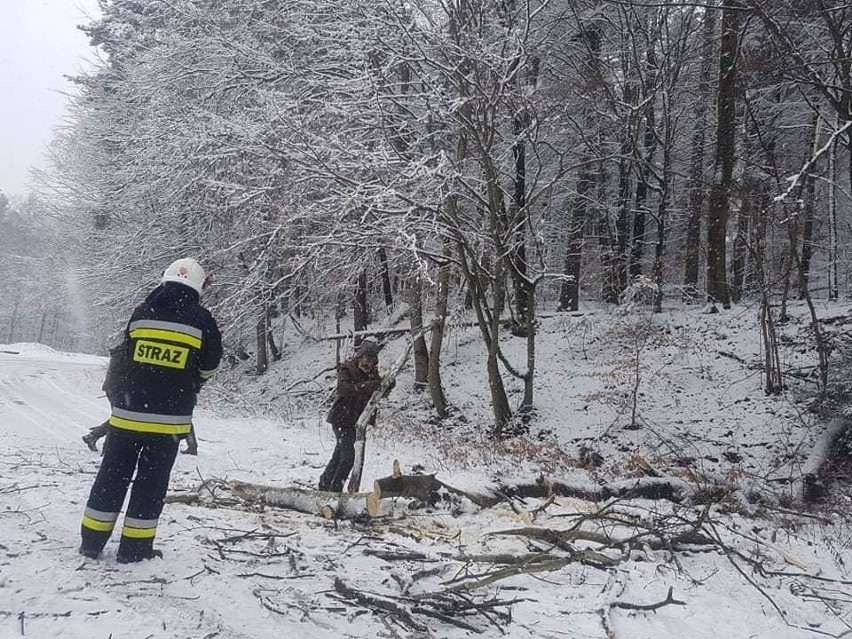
top-left (266, 308), bottom-right (281, 362)
top-left (611, 143), bottom-right (633, 303)
top-left (335, 295), bottom-right (343, 365)
top-left (486, 343), bottom-right (512, 435)
top-left (408, 272), bottom-right (429, 390)
top-left (779, 248), bottom-right (792, 323)
top-left (256, 304), bottom-right (269, 375)
top-left (799, 116), bottom-right (821, 298)
top-left (521, 280), bottom-right (535, 415)
top-left (510, 56), bottom-right (538, 323)
top-left (683, 5), bottom-right (717, 300)
top-left (354, 268), bottom-right (368, 342)
top-left (231, 466), bottom-right (444, 520)
top-left (6, 297), bottom-right (20, 343)
top-left (378, 247), bottom-right (394, 312)
top-left (629, 36), bottom-right (658, 281)
top-left (742, 182), bottom-right (760, 295)
top-left (629, 168), bottom-right (649, 280)
top-left (829, 126), bottom-right (839, 300)
top-left (652, 208), bottom-right (667, 314)
top-left (800, 419), bottom-right (852, 503)
top-left (752, 181), bottom-right (781, 394)
top-left (372, 471), bottom-right (441, 504)
top-left (511, 113), bottom-right (529, 321)
top-left (292, 286), bottom-right (302, 318)
top-left (559, 167), bottom-right (593, 312)
top-left (799, 170), bottom-right (816, 298)
top-left (598, 159), bottom-right (618, 305)
top-left (36, 312), bottom-right (48, 344)
top-left (487, 261), bottom-right (513, 435)
top-left (730, 203), bottom-right (750, 303)
top-left (706, 0), bottom-right (740, 309)
top-left (786, 203), bottom-right (829, 399)
top-left (428, 239), bottom-right (451, 417)
top-left (653, 124), bottom-right (673, 313)
top-left (459, 244), bottom-right (512, 434)
top-left (49, 313), bottom-right (59, 349)
top-left (760, 295), bottom-right (783, 395)
top-left (230, 480), bottom-right (377, 520)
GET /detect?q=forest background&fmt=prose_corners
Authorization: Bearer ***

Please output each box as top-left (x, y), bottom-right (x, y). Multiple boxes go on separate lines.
top-left (1, 0), bottom-right (852, 434)
top-left (7, 3), bottom-right (852, 635)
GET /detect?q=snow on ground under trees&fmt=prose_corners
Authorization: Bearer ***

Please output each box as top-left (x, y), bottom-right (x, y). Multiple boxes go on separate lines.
top-left (2, 301), bottom-right (852, 638)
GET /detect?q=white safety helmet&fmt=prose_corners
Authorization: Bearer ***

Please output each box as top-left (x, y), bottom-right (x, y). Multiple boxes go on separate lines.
top-left (161, 258), bottom-right (206, 295)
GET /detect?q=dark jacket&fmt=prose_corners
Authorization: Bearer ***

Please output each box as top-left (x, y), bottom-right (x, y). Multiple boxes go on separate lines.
top-left (102, 341), bottom-right (129, 403)
top-left (326, 358), bottom-right (381, 429)
top-left (109, 282), bottom-right (222, 436)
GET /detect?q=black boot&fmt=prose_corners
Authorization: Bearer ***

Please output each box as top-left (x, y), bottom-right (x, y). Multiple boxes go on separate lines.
top-left (116, 548), bottom-right (163, 564)
top-left (79, 545), bottom-right (101, 559)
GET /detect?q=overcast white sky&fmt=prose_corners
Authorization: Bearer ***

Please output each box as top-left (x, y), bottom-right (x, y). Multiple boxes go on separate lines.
top-left (1, 0), bottom-right (101, 197)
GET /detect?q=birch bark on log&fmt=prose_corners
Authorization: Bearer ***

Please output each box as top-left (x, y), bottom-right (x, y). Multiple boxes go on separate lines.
top-left (798, 418), bottom-right (851, 502)
top-left (230, 480), bottom-right (376, 519)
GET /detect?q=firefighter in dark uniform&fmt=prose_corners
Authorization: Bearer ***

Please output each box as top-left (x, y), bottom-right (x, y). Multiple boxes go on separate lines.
top-left (79, 258), bottom-right (222, 563)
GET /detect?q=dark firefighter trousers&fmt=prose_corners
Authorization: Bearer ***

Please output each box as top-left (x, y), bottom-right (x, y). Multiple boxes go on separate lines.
top-left (80, 428), bottom-right (179, 561)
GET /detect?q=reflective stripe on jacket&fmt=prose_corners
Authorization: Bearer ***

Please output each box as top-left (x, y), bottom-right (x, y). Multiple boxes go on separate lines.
top-left (110, 282), bottom-right (222, 434)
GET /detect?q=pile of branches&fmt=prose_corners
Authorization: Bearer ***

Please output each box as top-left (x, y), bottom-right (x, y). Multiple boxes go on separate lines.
top-left (168, 473), bottom-right (847, 636)
top-left (332, 577), bottom-right (521, 635)
top-left (322, 501), bottom-right (715, 634)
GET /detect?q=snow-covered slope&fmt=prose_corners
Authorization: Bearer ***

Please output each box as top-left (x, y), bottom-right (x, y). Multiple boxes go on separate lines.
top-left (0, 303), bottom-right (850, 637)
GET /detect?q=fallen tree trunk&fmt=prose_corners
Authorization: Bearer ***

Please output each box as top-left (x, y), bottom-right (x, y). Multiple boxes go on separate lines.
top-left (231, 468), bottom-right (750, 522)
top-left (230, 480), bottom-right (377, 519)
top-left (230, 465), bottom-right (446, 520)
top-left (798, 418), bottom-right (851, 502)
top-left (374, 472), bottom-right (441, 502)
top-left (497, 474), bottom-right (736, 506)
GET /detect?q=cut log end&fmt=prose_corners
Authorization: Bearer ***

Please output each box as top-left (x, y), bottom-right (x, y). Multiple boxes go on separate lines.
top-left (367, 484), bottom-right (381, 518)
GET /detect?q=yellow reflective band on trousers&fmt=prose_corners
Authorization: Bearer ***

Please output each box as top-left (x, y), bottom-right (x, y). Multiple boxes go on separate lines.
top-left (110, 415), bottom-right (192, 435)
top-left (129, 328), bottom-right (202, 349)
top-left (121, 526), bottom-right (157, 539)
top-left (82, 515), bottom-right (116, 532)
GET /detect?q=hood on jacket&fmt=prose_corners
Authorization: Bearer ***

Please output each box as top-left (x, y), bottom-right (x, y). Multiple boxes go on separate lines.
top-left (145, 281), bottom-right (200, 309)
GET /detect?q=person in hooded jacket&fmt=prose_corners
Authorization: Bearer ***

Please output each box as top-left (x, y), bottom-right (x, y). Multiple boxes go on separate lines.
top-left (79, 258), bottom-right (222, 563)
top-left (318, 340), bottom-right (392, 492)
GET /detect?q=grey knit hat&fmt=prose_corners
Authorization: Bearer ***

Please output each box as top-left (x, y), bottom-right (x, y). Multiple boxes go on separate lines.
top-left (354, 340), bottom-right (380, 360)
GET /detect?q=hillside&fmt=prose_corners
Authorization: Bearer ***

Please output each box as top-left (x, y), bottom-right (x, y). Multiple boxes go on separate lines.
top-left (1, 301), bottom-right (851, 638)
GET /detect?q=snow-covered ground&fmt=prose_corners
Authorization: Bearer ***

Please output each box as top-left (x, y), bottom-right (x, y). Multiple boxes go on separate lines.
top-left (2, 302), bottom-right (852, 638)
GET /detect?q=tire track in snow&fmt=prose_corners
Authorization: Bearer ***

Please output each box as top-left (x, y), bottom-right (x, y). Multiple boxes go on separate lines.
top-left (0, 381), bottom-right (68, 442)
top-left (39, 374), bottom-right (107, 423)
top-left (41, 372), bottom-right (108, 414)
top-left (0, 367), bottom-right (101, 441)
top-left (2, 378), bottom-right (81, 440)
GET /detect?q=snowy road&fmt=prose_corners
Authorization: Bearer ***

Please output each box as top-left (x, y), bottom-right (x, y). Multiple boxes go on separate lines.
top-left (0, 344), bottom-right (845, 638)
top-left (0, 347), bottom-right (107, 443)
top-left (0, 345), bottom-right (349, 639)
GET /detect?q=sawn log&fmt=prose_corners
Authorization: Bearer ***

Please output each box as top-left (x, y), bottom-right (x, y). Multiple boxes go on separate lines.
top-left (230, 466), bottom-right (444, 520)
top-left (230, 480), bottom-right (377, 519)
